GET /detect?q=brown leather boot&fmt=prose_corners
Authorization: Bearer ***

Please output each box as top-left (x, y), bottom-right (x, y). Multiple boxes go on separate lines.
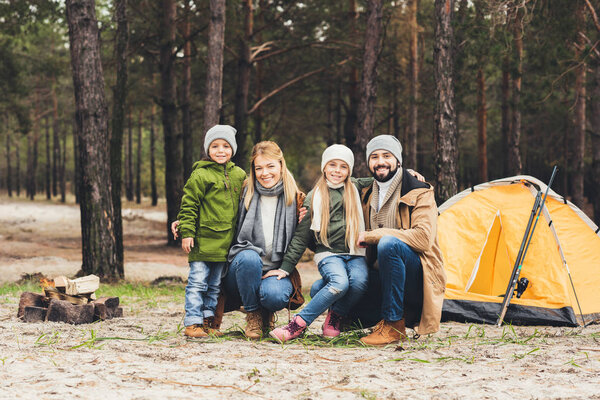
top-left (261, 309), bottom-right (275, 332)
top-left (203, 316), bottom-right (224, 337)
top-left (359, 319), bottom-right (407, 346)
top-left (184, 324), bottom-right (208, 338)
top-left (244, 310), bottom-right (263, 340)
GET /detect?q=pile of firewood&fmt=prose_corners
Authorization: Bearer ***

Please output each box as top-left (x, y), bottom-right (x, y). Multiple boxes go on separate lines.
top-left (17, 275), bottom-right (122, 325)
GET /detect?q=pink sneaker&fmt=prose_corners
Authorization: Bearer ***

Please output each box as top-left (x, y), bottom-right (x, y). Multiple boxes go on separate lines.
top-left (269, 316), bottom-right (307, 343)
top-left (322, 310), bottom-right (343, 338)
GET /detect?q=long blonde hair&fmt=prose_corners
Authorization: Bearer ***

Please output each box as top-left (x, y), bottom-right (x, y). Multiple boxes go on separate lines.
top-left (243, 141), bottom-right (299, 210)
top-left (312, 169), bottom-right (362, 250)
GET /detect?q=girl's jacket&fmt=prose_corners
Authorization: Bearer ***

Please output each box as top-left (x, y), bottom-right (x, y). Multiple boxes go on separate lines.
top-left (177, 160), bottom-right (246, 262)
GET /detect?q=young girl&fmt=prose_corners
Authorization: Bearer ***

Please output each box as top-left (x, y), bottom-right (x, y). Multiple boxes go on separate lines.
top-left (270, 144), bottom-right (369, 342)
top-left (177, 125), bottom-right (246, 338)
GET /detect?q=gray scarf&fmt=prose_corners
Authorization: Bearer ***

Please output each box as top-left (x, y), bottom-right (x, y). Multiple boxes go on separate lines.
top-left (227, 180), bottom-right (297, 267)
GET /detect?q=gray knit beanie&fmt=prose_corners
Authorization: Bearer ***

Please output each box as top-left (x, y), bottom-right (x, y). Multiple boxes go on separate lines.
top-left (321, 144), bottom-right (355, 175)
top-left (204, 125), bottom-right (238, 156)
top-left (366, 135), bottom-right (402, 165)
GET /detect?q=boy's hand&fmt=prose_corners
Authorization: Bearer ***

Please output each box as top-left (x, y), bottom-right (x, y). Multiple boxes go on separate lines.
top-left (357, 231), bottom-right (368, 248)
top-left (171, 220), bottom-right (180, 239)
top-left (182, 237), bottom-right (194, 253)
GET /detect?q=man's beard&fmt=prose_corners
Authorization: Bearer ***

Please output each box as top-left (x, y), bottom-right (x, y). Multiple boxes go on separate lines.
top-left (371, 164), bottom-right (398, 182)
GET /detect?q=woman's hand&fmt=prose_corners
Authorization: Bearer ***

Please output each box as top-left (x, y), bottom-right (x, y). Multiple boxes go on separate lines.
top-left (171, 220), bottom-right (180, 239)
top-left (298, 207), bottom-right (307, 223)
top-left (182, 237), bottom-right (194, 253)
top-left (407, 169), bottom-right (425, 182)
top-left (262, 269), bottom-right (288, 280)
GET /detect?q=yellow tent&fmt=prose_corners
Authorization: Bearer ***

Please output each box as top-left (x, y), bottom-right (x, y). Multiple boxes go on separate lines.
top-left (438, 176), bottom-right (600, 326)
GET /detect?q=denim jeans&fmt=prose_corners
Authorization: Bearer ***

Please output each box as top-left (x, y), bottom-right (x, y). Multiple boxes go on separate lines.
top-left (223, 250), bottom-right (293, 312)
top-left (312, 237), bottom-right (424, 328)
top-left (299, 254), bottom-right (368, 326)
top-left (184, 261), bottom-right (225, 327)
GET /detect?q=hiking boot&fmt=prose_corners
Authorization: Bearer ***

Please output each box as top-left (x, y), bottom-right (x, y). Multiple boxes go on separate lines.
top-left (322, 310), bottom-right (343, 338)
top-left (203, 316), bottom-right (224, 337)
top-left (244, 310), bottom-right (263, 340)
top-left (359, 319), bottom-right (406, 346)
top-left (184, 324), bottom-right (208, 338)
top-left (262, 309), bottom-right (275, 332)
top-left (269, 315), bottom-right (307, 343)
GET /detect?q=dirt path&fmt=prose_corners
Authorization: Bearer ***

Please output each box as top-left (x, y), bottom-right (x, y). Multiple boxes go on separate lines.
top-left (1, 198), bottom-right (599, 399)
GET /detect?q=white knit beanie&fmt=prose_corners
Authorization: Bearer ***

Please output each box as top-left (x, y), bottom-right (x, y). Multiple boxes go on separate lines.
top-left (366, 135), bottom-right (402, 165)
top-left (321, 144), bottom-right (355, 175)
top-left (204, 125), bottom-right (238, 156)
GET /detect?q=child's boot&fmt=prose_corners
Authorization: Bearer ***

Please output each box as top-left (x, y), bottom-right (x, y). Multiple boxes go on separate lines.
top-left (322, 310), bottom-right (343, 338)
top-left (244, 310), bottom-right (263, 340)
top-left (184, 324), bottom-right (208, 338)
top-left (203, 317), bottom-right (224, 337)
top-left (269, 315), bottom-right (307, 343)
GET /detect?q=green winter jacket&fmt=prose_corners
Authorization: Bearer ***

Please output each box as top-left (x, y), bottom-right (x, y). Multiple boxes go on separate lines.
top-left (177, 160), bottom-right (246, 262)
top-left (280, 177), bottom-right (373, 273)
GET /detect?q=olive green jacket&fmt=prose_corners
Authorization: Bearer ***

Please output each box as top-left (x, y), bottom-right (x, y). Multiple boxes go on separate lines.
top-left (177, 160), bottom-right (246, 262)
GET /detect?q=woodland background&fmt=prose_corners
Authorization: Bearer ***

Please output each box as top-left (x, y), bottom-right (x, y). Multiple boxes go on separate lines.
top-left (1, 0), bottom-right (599, 279)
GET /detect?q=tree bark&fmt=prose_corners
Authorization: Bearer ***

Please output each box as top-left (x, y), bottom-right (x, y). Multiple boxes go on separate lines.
top-left (150, 104), bottom-right (158, 206)
top-left (126, 109), bottom-right (134, 201)
top-left (60, 122), bottom-right (66, 203)
top-left (136, 110), bottom-right (142, 204)
top-left (407, 0), bottom-right (419, 170)
top-left (352, 0), bottom-right (383, 176)
top-left (72, 117), bottom-right (80, 203)
top-left (572, 4), bottom-right (586, 208)
top-left (52, 81), bottom-right (61, 197)
top-left (5, 117), bottom-right (11, 197)
top-left (344, 0), bottom-right (359, 148)
top-left (501, 50), bottom-right (511, 176)
top-left (477, 67), bottom-right (488, 182)
top-left (110, 0), bottom-right (128, 274)
top-left (160, 0), bottom-right (183, 245)
top-left (203, 0), bottom-right (227, 135)
top-left (66, 0), bottom-right (119, 280)
top-left (233, 0), bottom-right (252, 167)
top-left (591, 59), bottom-right (600, 225)
top-left (45, 116), bottom-right (51, 199)
top-left (16, 133), bottom-right (20, 197)
top-left (508, 7), bottom-right (523, 175)
top-left (433, 0), bottom-right (458, 203)
top-left (182, 0), bottom-right (193, 180)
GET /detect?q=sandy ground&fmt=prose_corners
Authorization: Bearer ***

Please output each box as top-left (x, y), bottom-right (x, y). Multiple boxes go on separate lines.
top-left (1, 197), bottom-right (599, 399)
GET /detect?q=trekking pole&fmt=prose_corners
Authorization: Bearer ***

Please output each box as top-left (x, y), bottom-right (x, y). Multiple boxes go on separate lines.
top-left (496, 166), bottom-right (558, 326)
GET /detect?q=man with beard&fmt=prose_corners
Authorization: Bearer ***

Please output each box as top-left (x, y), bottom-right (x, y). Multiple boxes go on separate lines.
top-left (353, 135), bottom-right (446, 346)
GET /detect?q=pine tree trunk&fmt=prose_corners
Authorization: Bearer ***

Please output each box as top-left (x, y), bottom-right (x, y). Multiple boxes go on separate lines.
top-left (406, 0), bottom-right (419, 170)
top-left (52, 82), bottom-right (60, 197)
top-left (352, 0), bottom-right (383, 176)
top-left (433, 0), bottom-right (458, 202)
top-left (150, 105), bottom-right (158, 206)
top-left (254, 60), bottom-right (263, 144)
top-left (501, 51), bottom-right (511, 177)
top-left (233, 0), bottom-right (252, 167)
top-left (60, 124), bottom-right (66, 203)
top-left (477, 67), bottom-right (488, 183)
top-left (45, 116), bottom-right (51, 199)
top-left (126, 109), bottom-right (134, 201)
top-left (160, 0), bottom-right (183, 245)
top-left (344, 0), bottom-right (359, 147)
top-left (136, 110), bottom-right (142, 204)
top-left (182, 0), bottom-right (193, 180)
top-left (572, 4), bottom-right (586, 208)
top-left (5, 117), bottom-right (12, 197)
top-left (591, 59), bottom-right (600, 225)
top-left (203, 0), bottom-right (226, 134)
top-left (66, 0), bottom-right (119, 280)
top-left (508, 9), bottom-right (523, 175)
top-left (72, 117), bottom-right (80, 203)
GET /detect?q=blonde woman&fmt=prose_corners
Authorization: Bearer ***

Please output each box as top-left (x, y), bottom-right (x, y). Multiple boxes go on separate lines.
top-left (270, 144), bottom-right (370, 343)
top-left (224, 141), bottom-right (306, 339)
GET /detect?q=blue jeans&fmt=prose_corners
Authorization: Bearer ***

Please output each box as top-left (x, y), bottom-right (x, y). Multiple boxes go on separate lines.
top-left (223, 250), bottom-right (293, 312)
top-left (312, 237), bottom-right (424, 328)
top-left (299, 255), bottom-right (368, 326)
top-left (184, 261), bottom-right (225, 327)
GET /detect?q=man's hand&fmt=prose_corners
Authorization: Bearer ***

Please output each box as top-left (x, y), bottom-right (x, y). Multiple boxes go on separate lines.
top-left (357, 231), bottom-right (368, 248)
top-left (298, 207), bottom-right (307, 223)
top-left (262, 269), bottom-right (288, 280)
top-left (407, 169), bottom-right (425, 182)
top-left (171, 220), bottom-right (180, 240)
top-left (182, 237), bottom-right (194, 254)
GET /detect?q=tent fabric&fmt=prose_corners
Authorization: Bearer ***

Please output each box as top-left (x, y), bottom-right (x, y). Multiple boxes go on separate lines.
top-left (438, 176), bottom-right (600, 326)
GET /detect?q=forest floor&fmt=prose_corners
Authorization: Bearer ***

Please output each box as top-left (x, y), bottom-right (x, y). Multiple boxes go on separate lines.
top-left (1, 196), bottom-right (599, 399)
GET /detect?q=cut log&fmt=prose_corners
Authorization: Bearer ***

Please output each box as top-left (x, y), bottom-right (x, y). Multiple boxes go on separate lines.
top-left (17, 292), bottom-right (49, 318)
top-left (46, 299), bottom-right (95, 324)
top-left (66, 275), bottom-right (100, 295)
top-left (45, 287), bottom-right (88, 305)
top-left (53, 276), bottom-right (68, 293)
top-left (92, 297), bottom-right (120, 321)
top-left (23, 306), bottom-right (48, 322)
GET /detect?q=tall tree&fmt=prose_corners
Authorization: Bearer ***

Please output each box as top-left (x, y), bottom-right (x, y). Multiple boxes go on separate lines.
top-left (203, 0), bottom-right (226, 134)
top-left (406, 0), bottom-right (419, 170)
top-left (126, 109), bottom-right (134, 201)
top-left (181, 0), bottom-right (193, 180)
top-left (51, 81), bottom-right (60, 197)
top-left (136, 109), bottom-right (142, 204)
top-left (4, 117), bottom-right (11, 197)
top-left (475, 0), bottom-right (487, 182)
top-left (352, 0), bottom-right (383, 176)
top-left (150, 104), bottom-right (158, 206)
top-left (66, 0), bottom-right (120, 279)
top-left (571, 2), bottom-right (586, 208)
top-left (110, 0), bottom-right (128, 274)
top-left (344, 0), bottom-right (360, 148)
top-left (433, 0), bottom-right (458, 202)
top-left (507, 4), bottom-right (523, 175)
top-left (45, 115), bottom-right (51, 199)
top-left (160, 0), bottom-right (183, 245)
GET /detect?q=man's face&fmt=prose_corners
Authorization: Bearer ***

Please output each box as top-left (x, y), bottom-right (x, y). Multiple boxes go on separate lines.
top-left (368, 150), bottom-right (399, 182)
